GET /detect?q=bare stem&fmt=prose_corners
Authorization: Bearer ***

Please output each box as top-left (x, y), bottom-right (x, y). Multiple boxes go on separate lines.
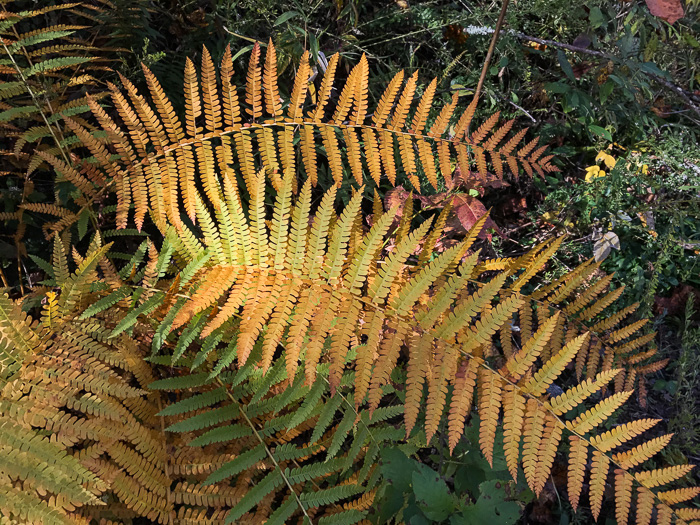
top-left (474, 0), bottom-right (511, 102)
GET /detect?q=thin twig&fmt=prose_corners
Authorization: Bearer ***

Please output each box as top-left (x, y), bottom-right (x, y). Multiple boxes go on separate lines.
top-left (474, 0), bottom-right (510, 101)
top-left (492, 90), bottom-right (537, 123)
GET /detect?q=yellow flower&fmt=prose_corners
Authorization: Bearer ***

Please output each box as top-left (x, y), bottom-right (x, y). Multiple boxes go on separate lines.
top-left (585, 165), bottom-right (606, 182)
top-left (641, 164), bottom-right (649, 175)
top-left (595, 151), bottom-right (616, 169)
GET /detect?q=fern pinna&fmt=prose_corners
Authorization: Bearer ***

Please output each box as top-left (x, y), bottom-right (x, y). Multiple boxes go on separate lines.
top-left (3, 42), bottom-right (698, 524)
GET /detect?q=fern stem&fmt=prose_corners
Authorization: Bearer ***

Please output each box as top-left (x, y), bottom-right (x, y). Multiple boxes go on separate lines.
top-left (215, 377), bottom-right (314, 523)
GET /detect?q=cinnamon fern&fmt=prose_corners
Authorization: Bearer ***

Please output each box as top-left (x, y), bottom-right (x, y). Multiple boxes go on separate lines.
top-left (2, 41), bottom-right (697, 525)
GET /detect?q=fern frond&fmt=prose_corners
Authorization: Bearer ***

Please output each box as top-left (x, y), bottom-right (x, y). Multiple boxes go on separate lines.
top-left (53, 43), bottom-right (560, 237)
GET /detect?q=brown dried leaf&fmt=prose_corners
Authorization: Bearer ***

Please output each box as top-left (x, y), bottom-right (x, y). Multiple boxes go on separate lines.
top-left (383, 187), bottom-right (412, 218)
top-left (645, 0), bottom-right (684, 23)
top-left (417, 193), bottom-right (500, 239)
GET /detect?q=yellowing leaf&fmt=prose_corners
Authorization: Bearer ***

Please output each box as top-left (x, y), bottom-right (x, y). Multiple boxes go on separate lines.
top-left (585, 165), bottom-right (605, 182)
top-left (595, 151), bottom-right (616, 169)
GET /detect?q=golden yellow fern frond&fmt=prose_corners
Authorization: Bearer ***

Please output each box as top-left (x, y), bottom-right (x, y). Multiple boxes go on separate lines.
top-left (50, 43), bottom-right (561, 240)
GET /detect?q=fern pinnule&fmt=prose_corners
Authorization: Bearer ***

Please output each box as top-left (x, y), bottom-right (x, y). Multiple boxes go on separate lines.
top-left (501, 383), bottom-right (526, 480)
top-left (345, 207), bottom-right (399, 295)
top-left (591, 419), bottom-right (661, 452)
top-left (244, 41), bottom-right (263, 121)
top-left (484, 117), bottom-right (514, 151)
top-left (220, 45), bottom-right (241, 127)
top-left (178, 60), bottom-right (201, 147)
top-left (502, 312), bottom-right (559, 381)
top-left (576, 284), bottom-right (626, 321)
top-left (469, 110), bottom-right (500, 146)
top-left (350, 54), bottom-right (370, 125)
top-left (142, 62), bottom-right (184, 143)
top-left (658, 487), bottom-right (700, 505)
top-left (522, 398), bottom-right (546, 490)
top-left (403, 333), bottom-right (433, 437)
top-left (523, 332), bottom-right (590, 396)
top-left (567, 390), bottom-right (633, 435)
top-left (118, 72), bottom-right (167, 153)
top-left (417, 251), bottom-right (480, 329)
top-left (534, 414), bottom-right (563, 496)
top-left (635, 465), bottom-right (695, 489)
top-left (452, 95), bottom-right (479, 140)
top-left (591, 301), bottom-right (640, 333)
